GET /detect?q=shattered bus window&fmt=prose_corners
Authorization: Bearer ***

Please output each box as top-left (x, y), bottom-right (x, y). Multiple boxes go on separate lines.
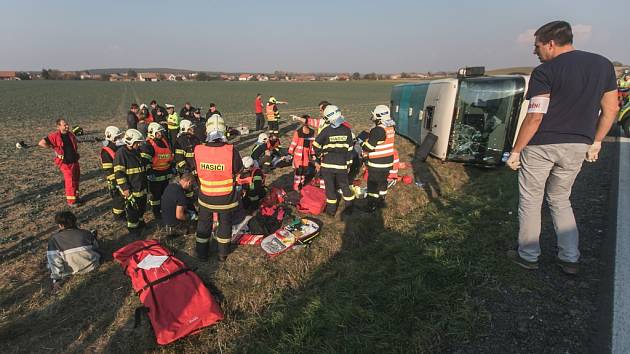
top-left (448, 77), bottom-right (525, 164)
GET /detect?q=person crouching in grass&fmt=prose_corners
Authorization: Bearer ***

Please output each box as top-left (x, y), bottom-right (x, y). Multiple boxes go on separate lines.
top-left (160, 172), bottom-right (198, 237)
top-left (47, 211), bottom-right (101, 291)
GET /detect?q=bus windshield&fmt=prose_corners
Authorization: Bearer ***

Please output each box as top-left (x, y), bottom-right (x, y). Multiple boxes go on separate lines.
top-left (448, 77), bottom-right (525, 164)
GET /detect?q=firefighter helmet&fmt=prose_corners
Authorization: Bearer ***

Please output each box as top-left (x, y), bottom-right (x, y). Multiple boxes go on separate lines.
top-left (268, 96), bottom-right (277, 104)
top-left (242, 156), bottom-right (254, 169)
top-left (122, 129), bottom-right (144, 146)
top-left (179, 119), bottom-right (195, 135)
top-left (323, 104), bottom-right (342, 123)
top-left (371, 104), bottom-right (391, 123)
top-left (323, 104), bottom-right (346, 127)
top-left (147, 122), bottom-right (165, 139)
top-left (205, 114), bottom-right (226, 133)
top-left (257, 132), bottom-right (269, 144)
top-left (104, 126), bottom-right (123, 142)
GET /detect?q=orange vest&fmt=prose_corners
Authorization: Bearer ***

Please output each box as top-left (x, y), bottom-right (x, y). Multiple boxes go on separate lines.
top-left (148, 138), bottom-right (174, 171)
top-left (266, 104), bottom-right (278, 121)
top-left (195, 144), bottom-right (235, 197)
top-left (368, 126), bottom-right (395, 159)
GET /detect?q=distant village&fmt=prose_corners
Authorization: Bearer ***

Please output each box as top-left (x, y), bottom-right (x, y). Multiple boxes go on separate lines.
top-left (0, 69), bottom-right (451, 82)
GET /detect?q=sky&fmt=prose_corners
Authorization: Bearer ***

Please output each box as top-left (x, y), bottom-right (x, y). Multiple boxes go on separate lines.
top-left (0, 0), bottom-right (627, 73)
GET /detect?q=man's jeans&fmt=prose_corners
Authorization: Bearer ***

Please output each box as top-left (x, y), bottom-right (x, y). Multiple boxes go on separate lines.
top-left (518, 143), bottom-right (589, 263)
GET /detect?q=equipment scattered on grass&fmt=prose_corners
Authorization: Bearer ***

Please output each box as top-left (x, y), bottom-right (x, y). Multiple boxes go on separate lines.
top-left (261, 217), bottom-right (323, 257)
top-left (113, 240), bottom-right (224, 345)
top-left (15, 140), bottom-right (28, 149)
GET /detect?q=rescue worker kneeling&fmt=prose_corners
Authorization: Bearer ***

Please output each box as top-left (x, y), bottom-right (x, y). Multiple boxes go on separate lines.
top-left (195, 115), bottom-right (243, 261)
top-left (160, 173), bottom-right (198, 238)
top-left (238, 156), bottom-right (266, 211)
top-left (114, 129), bottom-right (148, 236)
top-left (101, 126), bottom-right (126, 219)
top-left (313, 105), bottom-right (355, 218)
top-left (361, 105), bottom-right (396, 212)
top-left (141, 123), bottom-right (175, 220)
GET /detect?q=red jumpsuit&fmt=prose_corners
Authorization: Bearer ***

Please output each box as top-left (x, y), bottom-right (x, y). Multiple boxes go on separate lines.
top-left (288, 127), bottom-right (315, 190)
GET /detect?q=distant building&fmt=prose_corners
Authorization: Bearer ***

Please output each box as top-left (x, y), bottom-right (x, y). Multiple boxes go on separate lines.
top-left (294, 75), bottom-right (317, 81)
top-left (0, 71), bottom-right (18, 80)
top-left (256, 74), bottom-right (269, 81)
top-left (239, 74), bottom-right (253, 81)
top-left (109, 74), bottom-right (123, 82)
top-left (138, 72), bottom-right (159, 82)
top-left (166, 74), bottom-right (177, 81)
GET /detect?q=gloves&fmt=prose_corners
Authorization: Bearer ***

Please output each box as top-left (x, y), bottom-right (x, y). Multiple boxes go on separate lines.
top-left (186, 210), bottom-right (198, 221)
top-left (586, 141), bottom-right (601, 162)
top-left (506, 152), bottom-right (521, 170)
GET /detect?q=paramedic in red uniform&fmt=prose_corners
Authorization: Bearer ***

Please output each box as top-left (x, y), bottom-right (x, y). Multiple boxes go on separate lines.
top-left (38, 118), bottom-right (81, 207)
top-left (288, 119), bottom-right (316, 190)
top-left (194, 115), bottom-right (243, 262)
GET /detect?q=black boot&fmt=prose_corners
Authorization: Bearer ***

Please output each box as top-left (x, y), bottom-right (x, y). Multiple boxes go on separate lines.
top-left (340, 205), bottom-right (354, 220)
top-left (195, 239), bottom-right (209, 261)
top-left (358, 199), bottom-right (377, 213)
top-left (376, 198), bottom-right (387, 209)
top-left (217, 243), bottom-right (230, 262)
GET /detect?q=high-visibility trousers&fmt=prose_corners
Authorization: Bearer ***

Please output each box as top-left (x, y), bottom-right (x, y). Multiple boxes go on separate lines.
top-left (59, 162), bottom-right (80, 205)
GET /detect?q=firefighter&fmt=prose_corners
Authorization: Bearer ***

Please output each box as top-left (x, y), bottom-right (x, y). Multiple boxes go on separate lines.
top-left (114, 129), bottom-right (148, 236)
top-left (140, 123), bottom-right (175, 220)
top-left (251, 133), bottom-right (269, 166)
top-left (101, 126), bottom-right (125, 219)
top-left (361, 105), bottom-right (396, 212)
top-left (238, 156), bottom-right (266, 211)
top-left (288, 119), bottom-right (315, 190)
top-left (175, 119), bottom-right (201, 175)
top-left (165, 104), bottom-right (180, 148)
top-left (38, 118), bottom-right (81, 207)
top-left (194, 114), bottom-right (244, 262)
top-left (265, 96), bottom-right (287, 134)
top-left (313, 105), bottom-right (355, 218)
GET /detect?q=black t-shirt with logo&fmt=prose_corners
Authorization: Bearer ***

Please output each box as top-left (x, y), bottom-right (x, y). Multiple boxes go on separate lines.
top-left (526, 50), bottom-right (617, 145)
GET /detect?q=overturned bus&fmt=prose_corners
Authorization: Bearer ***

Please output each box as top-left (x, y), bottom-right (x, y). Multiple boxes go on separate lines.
top-left (391, 67), bottom-right (530, 166)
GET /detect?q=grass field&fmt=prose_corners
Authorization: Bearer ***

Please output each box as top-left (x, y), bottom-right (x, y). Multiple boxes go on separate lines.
top-left (0, 81), bottom-right (612, 353)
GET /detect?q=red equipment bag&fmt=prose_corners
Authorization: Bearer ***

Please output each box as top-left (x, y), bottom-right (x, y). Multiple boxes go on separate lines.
top-left (113, 240), bottom-right (224, 345)
top-left (297, 184), bottom-right (327, 215)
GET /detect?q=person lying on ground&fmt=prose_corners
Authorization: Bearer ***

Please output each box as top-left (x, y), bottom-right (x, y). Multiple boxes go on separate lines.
top-left (47, 211), bottom-right (101, 290)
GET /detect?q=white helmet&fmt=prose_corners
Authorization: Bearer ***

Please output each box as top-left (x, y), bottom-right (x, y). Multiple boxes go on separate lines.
top-left (323, 105), bottom-right (342, 123)
top-left (122, 129), bottom-right (145, 146)
top-left (323, 104), bottom-right (346, 127)
top-left (206, 114), bottom-right (226, 133)
top-left (179, 119), bottom-right (195, 135)
top-left (257, 132), bottom-right (269, 144)
top-left (371, 104), bottom-right (391, 123)
top-left (104, 126), bottom-right (123, 142)
top-left (242, 156), bottom-right (254, 169)
top-left (147, 122), bottom-right (165, 139)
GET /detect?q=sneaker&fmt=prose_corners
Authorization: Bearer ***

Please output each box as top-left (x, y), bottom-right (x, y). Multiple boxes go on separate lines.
top-left (507, 250), bottom-right (539, 270)
top-left (557, 260), bottom-right (579, 275)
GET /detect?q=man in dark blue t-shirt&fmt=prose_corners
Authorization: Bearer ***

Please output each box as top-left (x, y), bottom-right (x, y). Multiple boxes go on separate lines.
top-left (506, 21), bottom-right (619, 274)
top-left (160, 173), bottom-right (197, 236)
